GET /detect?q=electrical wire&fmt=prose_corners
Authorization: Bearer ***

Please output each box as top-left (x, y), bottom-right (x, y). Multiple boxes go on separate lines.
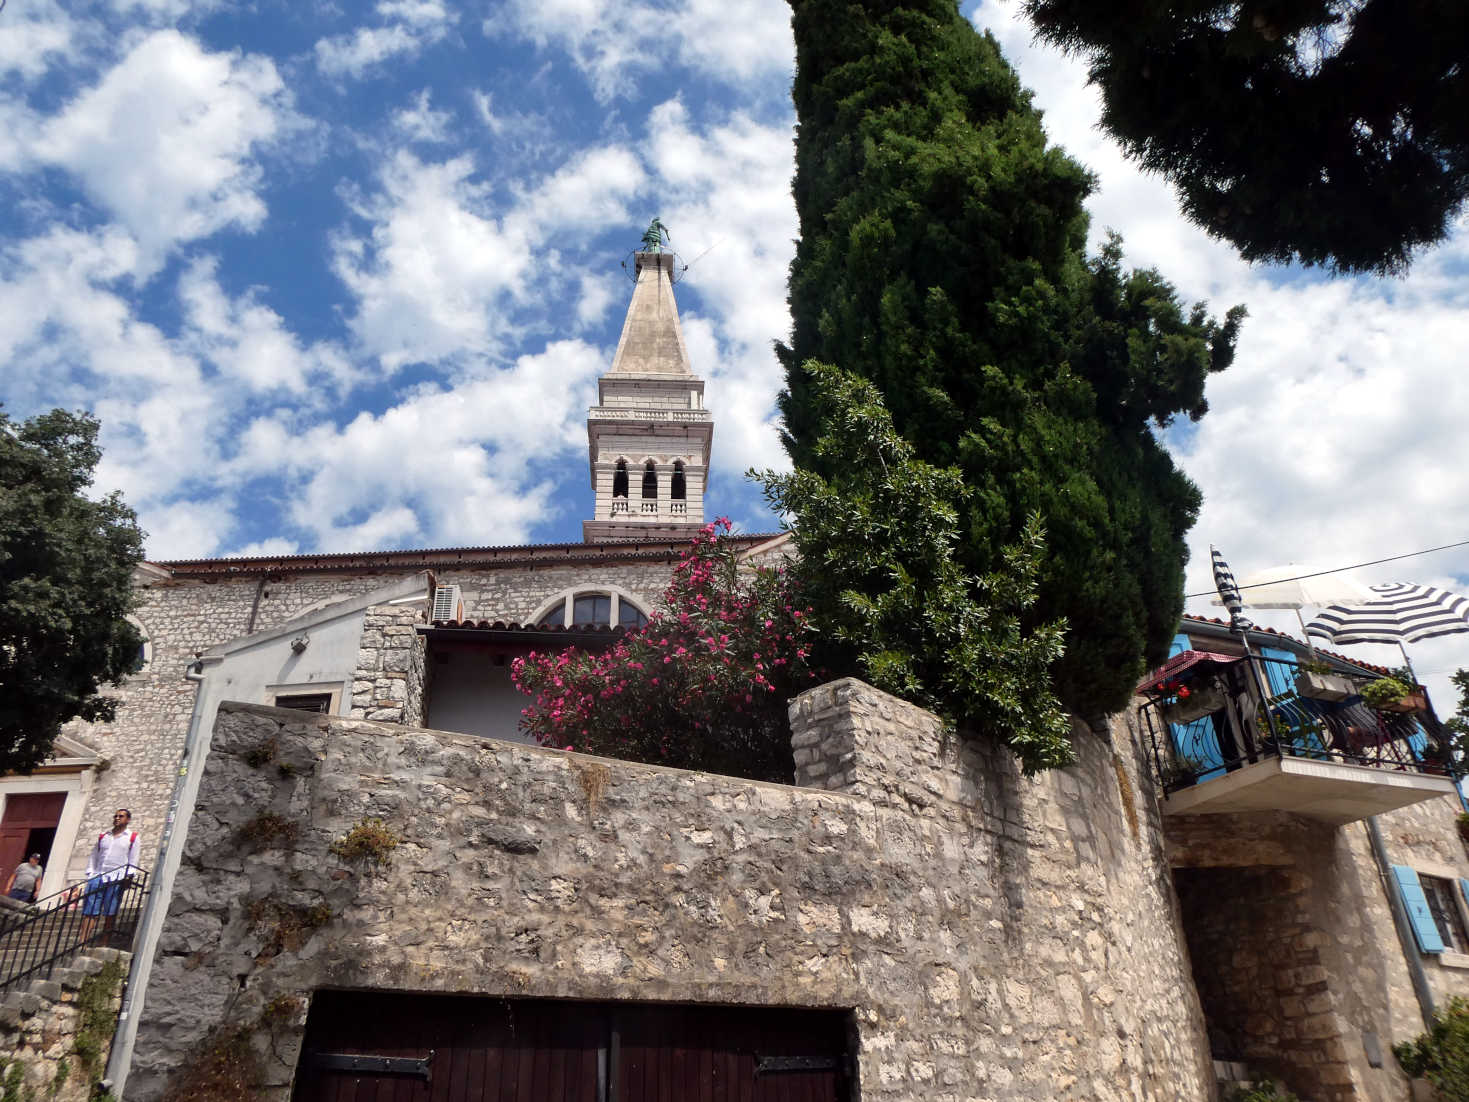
top-left (1184, 537), bottom-right (1469, 600)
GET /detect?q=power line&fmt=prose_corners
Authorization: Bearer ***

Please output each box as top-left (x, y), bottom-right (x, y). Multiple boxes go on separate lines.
top-left (1185, 537), bottom-right (1469, 600)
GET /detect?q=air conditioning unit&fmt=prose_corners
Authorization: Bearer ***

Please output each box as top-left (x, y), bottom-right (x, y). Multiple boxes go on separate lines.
top-left (431, 584), bottom-right (463, 623)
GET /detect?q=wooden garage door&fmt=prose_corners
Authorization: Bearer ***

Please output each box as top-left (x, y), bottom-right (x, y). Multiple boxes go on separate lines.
top-left (292, 992), bottom-right (849, 1102)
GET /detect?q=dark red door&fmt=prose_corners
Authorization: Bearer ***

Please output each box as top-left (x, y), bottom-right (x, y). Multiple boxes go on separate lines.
top-left (292, 993), bottom-right (849, 1102)
top-left (0, 792), bottom-right (66, 885)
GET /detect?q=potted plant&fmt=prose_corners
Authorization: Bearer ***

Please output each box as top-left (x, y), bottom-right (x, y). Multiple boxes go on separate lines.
top-left (1157, 754), bottom-right (1208, 792)
top-left (1157, 678), bottom-right (1227, 725)
top-left (1294, 659), bottom-right (1356, 703)
top-left (1361, 676), bottom-right (1428, 713)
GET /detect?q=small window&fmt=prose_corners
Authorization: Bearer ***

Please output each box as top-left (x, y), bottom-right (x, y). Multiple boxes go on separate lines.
top-left (642, 460), bottom-right (658, 499)
top-left (1424, 876), bottom-right (1469, 952)
top-left (572, 594), bottom-right (612, 627)
top-left (537, 601), bottom-right (567, 628)
top-left (671, 460), bottom-right (686, 501)
top-left (619, 603), bottom-right (648, 629)
top-left (612, 459), bottom-right (629, 499)
top-left (274, 693), bottom-right (334, 714)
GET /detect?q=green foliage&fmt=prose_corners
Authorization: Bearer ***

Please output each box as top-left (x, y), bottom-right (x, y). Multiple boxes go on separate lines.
top-left (758, 365), bottom-right (1071, 773)
top-left (0, 409), bottom-right (144, 773)
top-left (780, 0), bottom-right (1242, 721)
top-left (1361, 677), bottom-right (1413, 709)
top-left (1025, 0), bottom-right (1469, 275)
top-left (72, 956), bottom-right (128, 1081)
top-left (513, 522), bottom-right (817, 781)
top-left (46, 1060), bottom-right (67, 1098)
top-left (328, 818), bottom-right (398, 865)
top-left (1224, 1082), bottom-right (1302, 1102)
top-left (2, 1062), bottom-right (25, 1102)
top-left (1395, 996), bottom-right (1469, 1100)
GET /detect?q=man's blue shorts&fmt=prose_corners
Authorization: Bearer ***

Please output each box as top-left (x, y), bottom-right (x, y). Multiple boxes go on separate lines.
top-left (81, 877), bottom-right (125, 917)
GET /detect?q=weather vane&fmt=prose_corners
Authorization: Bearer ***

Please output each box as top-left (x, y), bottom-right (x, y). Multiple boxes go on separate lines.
top-left (641, 217), bottom-right (670, 253)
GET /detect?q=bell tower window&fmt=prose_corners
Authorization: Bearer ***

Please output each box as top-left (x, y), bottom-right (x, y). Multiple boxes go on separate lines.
top-left (671, 461), bottom-right (686, 501)
top-left (642, 460), bottom-right (658, 499)
top-left (612, 459), bottom-right (629, 499)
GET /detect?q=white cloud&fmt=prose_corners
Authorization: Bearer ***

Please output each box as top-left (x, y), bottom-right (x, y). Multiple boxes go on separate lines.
top-left (315, 0), bottom-right (456, 78)
top-left (333, 143), bottom-right (644, 369)
top-left (26, 31), bottom-right (290, 271)
top-left (489, 0), bottom-right (793, 101)
top-left (229, 340), bottom-right (604, 550)
top-left (391, 89), bottom-right (454, 144)
top-left (0, 0), bottom-right (78, 81)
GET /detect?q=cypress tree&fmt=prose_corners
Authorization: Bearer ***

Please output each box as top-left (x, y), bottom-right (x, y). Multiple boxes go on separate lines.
top-left (779, 0), bottom-right (1244, 720)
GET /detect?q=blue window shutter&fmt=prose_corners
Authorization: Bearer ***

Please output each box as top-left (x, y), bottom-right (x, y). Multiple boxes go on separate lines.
top-left (1259, 646), bottom-right (1298, 699)
top-left (1169, 633), bottom-right (1191, 658)
top-left (1459, 879), bottom-right (1469, 911)
top-left (1164, 633), bottom-right (1225, 779)
top-left (1393, 865), bottom-right (1446, 953)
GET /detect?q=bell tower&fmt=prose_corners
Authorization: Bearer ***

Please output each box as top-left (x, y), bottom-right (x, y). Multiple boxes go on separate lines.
top-left (583, 233), bottom-right (713, 542)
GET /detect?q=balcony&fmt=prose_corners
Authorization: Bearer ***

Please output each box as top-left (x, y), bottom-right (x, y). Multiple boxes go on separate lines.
top-left (1138, 650), bottom-right (1458, 824)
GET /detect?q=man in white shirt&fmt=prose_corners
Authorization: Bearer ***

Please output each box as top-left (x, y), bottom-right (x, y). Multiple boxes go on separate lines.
top-left (79, 809), bottom-right (141, 942)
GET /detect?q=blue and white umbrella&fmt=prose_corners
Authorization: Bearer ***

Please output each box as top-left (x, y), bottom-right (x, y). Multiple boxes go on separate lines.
top-left (1304, 583), bottom-right (1469, 647)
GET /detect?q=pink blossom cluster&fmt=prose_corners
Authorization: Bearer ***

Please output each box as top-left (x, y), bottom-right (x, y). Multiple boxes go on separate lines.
top-left (510, 519), bottom-right (818, 780)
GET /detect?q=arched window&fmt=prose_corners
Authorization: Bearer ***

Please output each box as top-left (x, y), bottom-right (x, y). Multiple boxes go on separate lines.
top-left (532, 589), bottom-right (649, 630)
top-left (671, 460), bottom-right (686, 501)
top-left (641, 460), bottom-right (658, 499)
top-left (612, 459), bottom-right (629, 499)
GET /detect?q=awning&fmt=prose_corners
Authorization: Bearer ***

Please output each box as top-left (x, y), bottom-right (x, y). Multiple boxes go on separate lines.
top-left (1137, 649), bottom-right (1243, 695)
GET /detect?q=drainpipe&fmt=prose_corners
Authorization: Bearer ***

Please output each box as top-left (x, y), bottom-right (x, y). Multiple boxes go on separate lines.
top-left (1365, 815), bottom-right (1436, 1030)
top-left (102, 654), bottom-right (222, 1096)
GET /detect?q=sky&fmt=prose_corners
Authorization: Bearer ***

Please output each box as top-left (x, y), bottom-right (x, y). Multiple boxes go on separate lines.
top-left (2, 0), bottom-right (1467, 708)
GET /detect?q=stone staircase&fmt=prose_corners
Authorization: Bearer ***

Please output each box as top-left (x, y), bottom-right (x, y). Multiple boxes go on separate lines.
top-left (0, 947), bottom-right (131, 1101)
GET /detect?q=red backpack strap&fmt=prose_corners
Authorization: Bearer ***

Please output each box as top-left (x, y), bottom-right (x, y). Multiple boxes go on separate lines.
top-left (130, 833), bottom-right (138, 844)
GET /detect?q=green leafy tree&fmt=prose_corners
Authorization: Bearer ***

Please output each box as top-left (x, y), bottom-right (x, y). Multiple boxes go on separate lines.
top-left (780, 0), bottom-right (1243, 720)
top-left (1023, 0), bottom-right (1469, 275)
top-left (0, 410), bottom-right (144, 773)
top-left (757, 364), bottom-right (1071, 774)
top-left (1394, 995), bottom-right (1469, 1101)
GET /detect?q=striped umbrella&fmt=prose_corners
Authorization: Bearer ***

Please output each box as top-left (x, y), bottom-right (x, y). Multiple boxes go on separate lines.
top-left (1210, 546), bottom-right (1254, 636)
top-left (1304, 583), bottom-right (1469, 646)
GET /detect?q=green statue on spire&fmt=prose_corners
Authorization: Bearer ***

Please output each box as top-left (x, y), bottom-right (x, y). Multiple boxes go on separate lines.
top-left (641, 217), bottom-right (670, 253)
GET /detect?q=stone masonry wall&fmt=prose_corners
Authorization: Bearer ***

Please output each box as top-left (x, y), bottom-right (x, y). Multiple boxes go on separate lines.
top-left (1174, 865), bottom-right (1344, 1100)
top-left (349, 603), bottom-right (427, 725)
top-left (64, 559), bottom-right (676, 880)
top-left (129, 680), bottom-right (1214, 1101)
top-left (0, 948), bottom-right (130, 1101)
top-left (1167, 794), bottom-right (1469, 1100)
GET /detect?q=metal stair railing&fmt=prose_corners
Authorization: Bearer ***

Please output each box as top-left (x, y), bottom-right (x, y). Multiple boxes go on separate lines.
top-left (0, 866), bottom-right (148, 994)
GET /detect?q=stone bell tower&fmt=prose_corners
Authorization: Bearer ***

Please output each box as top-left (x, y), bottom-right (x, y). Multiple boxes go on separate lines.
top-left (583, 240), bottom-right (713, 542)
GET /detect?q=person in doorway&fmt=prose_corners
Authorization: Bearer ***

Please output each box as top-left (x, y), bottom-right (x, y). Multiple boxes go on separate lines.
top-left (5, 853), bottom-right (43, 902)
top-left (79, 809), bottom-right (140, 943)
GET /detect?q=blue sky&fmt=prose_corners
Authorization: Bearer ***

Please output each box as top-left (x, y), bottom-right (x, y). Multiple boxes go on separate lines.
top-left (4, 0), bottom-right (1469, 704)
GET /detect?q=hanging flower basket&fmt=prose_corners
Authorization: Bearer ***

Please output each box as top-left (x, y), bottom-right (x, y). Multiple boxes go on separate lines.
top-left (1294, 669), bottom-right (1356, 702)
top-left (1161, 684), bottom-right (1227, 725)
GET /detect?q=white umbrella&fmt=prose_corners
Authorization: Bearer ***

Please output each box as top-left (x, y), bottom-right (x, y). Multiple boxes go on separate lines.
top-left (1216, 565), bottom-right (1377, 610)
top-left (1210, 564), bottom-right (1376, 658)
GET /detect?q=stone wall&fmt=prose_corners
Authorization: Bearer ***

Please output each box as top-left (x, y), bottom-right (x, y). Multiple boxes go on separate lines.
top-left (1166, 793), bottom-right (1469, 1099)
top-left (0, 948), bottom-right (130, 1101)
top-left (349, 603), bottom-right (427, 725)
top-left (128, 680), bottom-right (1214, 1101)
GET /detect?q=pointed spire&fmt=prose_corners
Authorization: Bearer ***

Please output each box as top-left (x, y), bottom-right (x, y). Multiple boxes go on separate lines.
top-left (582, 241), bottom-right (712, 543)
top-left (608, 252), bottom-right (693, 376)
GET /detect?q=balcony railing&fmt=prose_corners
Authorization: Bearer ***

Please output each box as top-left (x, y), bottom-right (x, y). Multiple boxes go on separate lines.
top-left (1138, 651), bottom-right (1458, 822)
